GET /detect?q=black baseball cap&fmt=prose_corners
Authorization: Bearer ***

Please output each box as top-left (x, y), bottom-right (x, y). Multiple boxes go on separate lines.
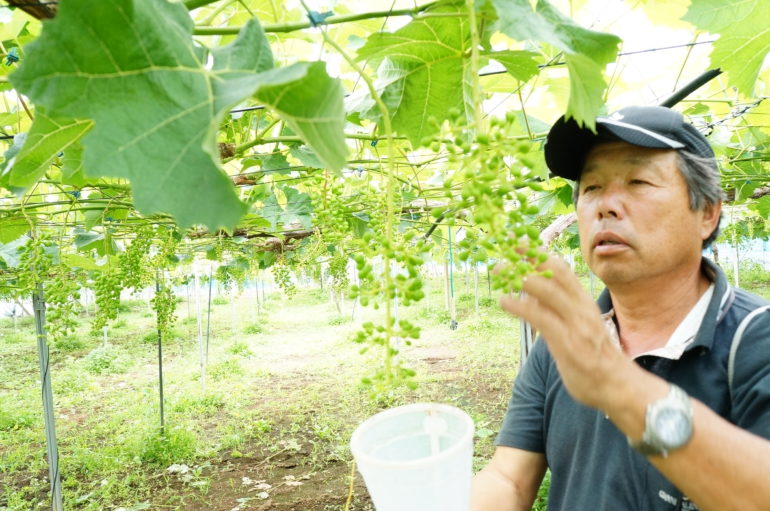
top-left (544, 105), bottom-right (715, 181)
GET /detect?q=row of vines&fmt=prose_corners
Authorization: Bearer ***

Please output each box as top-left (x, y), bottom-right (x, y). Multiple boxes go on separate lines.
top-left (0, 0), bottom-right (769, 396)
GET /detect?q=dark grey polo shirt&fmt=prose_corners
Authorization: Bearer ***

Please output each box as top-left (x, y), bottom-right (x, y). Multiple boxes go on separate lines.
top-left (495, 258), bottom-right (770, 510)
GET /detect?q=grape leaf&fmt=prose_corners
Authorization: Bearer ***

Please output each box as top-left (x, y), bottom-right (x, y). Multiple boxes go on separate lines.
top-left (485, 0), bottom-right (620, 127)
top-left (683, 0), bottom-right (770, 96)
top-left (5, 109), bottom-right (92, 187)
top-left (355, 2), bottom-right (471, 146)
top-left (10, 0), bottom-right (346, 231)
top-left (486, 50), bottom-right (541, 82)
top-left (0, 215), bottom-right (30, 243)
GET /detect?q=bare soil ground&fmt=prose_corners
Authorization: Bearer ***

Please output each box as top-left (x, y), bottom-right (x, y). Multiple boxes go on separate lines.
top-left (0, 286), bottom-right (521, 511)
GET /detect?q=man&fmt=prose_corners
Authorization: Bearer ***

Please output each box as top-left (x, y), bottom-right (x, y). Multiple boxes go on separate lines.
top-left (471, 106), bottom-right (770, 510)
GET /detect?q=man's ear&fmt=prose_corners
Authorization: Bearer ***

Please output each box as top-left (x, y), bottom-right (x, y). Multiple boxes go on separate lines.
top-left (701, 201), bottom-right (722, 241)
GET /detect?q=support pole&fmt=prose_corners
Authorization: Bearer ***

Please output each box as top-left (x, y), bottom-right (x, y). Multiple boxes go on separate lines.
top-left (155, 272), bottom-right (166, 436)
top-left (474, 262), bottom-right (479, 315)
top-left (206, 266), bottom-right (213, 365)
top-left (194, 269), bottom-right (206, 392)
top-left (447, 226), bottom-right (457, 330)
top-left (32, 284), bottom-right (63, 511)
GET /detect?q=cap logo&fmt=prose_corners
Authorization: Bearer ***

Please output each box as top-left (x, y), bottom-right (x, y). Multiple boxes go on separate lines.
top-left (608, 112), bottom-right (624, 121)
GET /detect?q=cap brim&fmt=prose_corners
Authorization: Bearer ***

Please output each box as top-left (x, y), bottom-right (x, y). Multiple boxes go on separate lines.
top-left (544, 116), bottom-right (686, 181)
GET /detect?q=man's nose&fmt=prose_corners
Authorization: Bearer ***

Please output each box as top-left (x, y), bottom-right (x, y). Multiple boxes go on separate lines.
top-left (596, 184), bottom-right (625, 220)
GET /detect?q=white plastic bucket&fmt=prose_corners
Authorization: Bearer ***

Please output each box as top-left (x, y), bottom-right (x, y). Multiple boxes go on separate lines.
top-left (350, 402), bottom-right (475, 511)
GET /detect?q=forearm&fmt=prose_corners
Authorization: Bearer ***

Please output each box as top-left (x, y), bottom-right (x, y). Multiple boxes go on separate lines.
top-left (470, 466), bottom-right (537, 511)
top-left (605, 366), bottom-right (770, 511)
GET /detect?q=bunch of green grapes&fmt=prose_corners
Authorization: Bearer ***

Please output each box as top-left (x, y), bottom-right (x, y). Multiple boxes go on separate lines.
top-left (151, 276), bottom-right (177, 338)
top-left (272, 259), bottom-right (296, 297)
top-left (350, 228), bottom-right (429, 309)
top-left (119, 225), bottom-right (154, 291)
top-left (430, 110), bottom-right (549, 292)
top-left (309, 174), bottom-right (353, 291)
top-left (16, 234), bottom-right (54, 292)
top-left (91, 268), bottom-right (122, 332)
top-left (45, 265), bottom-right (84, 342)
top-left (345, 190), bottom-right (431, 393)
top-left (150, 226), bottom-right (180, 268)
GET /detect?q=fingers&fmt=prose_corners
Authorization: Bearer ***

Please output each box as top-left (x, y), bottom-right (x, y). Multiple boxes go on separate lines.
top-left (520, 257), bottom-right (596, 321)
top-left (500, 293), bottom-right (567, 346)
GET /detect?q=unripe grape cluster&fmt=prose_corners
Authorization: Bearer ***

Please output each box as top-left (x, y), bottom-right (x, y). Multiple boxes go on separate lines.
top-left (428, 109), bottom-right (549, 292)
top-left (309, 174), bottom-right (353, 292)
top-left (45, 265), bottom-right (84, 342)
top-left (272, 259), bottom-right (296, 297)
top-left (119, 225), bottom-right (154, 291)
top-left (91, 268), bottom-right (122, 333)
top-left (151, 274), bottom-right (177, 338)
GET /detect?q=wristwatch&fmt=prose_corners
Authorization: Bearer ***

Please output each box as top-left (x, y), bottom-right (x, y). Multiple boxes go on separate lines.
top-left (628, 384), bottom-right (693, 457)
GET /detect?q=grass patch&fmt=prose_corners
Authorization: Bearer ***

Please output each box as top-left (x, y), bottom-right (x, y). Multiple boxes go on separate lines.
top-left (242, 322), bottom-right (264, 334)
top-left (83, 346), bottom-right (130, 375)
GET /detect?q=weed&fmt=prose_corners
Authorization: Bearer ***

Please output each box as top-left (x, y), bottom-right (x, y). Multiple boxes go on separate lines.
top-left (211, 297), bottom-right (229, 305)
top-left (172, 394), bottom-right (226, 415)
top-left (478, 297), bottom-right (496, 307)
top-left (0, 407), bottom-right (35, 431)
top-left (2, 331), bottom-right (32, 344)
top-left (328, 315), bottom-right (350, 326)
top-left (84, 346), bottom-right (129, 375)
top-left (208, 359), bottom-right (244, 381)
top-left (226, 342), bottom-right (253, 357)
top-left (242, 322), bottom-right (264, 334)
top-left (53, 335), bottom-right (85, 352)
top-left (417, 304), bottom-right (452, 323)
top-left (135, 427), bottom-right (198, 466)
top-left (457, 292), bottom-right (475, 304)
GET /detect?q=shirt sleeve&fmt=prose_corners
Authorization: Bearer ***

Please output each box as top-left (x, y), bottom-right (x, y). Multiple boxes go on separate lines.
top-left (731, 309), bottom-right (770, 438)
top-left (494, 338), bottom-right (550, 453)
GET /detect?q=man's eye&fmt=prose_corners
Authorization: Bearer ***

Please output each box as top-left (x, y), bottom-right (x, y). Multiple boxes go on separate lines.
top-left (582, 185), bottom-right (599, 193)
top-left (630, 179), bottom-right (650, 186)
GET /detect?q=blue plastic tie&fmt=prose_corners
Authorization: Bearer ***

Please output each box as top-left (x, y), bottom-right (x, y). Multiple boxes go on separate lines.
top-left (307, 10), bottom-right (334, 27)
top-left (5, 47), bottom-right (19, 66)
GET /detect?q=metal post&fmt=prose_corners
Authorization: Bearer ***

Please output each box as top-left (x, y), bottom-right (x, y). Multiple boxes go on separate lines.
top-left (474, 262), bottom-right (479, 314)
top-left (206, 265), bottom-right (213, 365)
top-left (194, 269), bottom-right (206, 392)
top-left (32, 284), bottom-right (64, 511)
top-left (155, 273), bottom-right (165, 436)
top-left (447, 226), bottom-right (457, 330)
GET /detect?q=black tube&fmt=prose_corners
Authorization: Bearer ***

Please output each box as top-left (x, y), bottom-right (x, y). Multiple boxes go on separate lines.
top-left (659, 69), bottom-right (722, 108)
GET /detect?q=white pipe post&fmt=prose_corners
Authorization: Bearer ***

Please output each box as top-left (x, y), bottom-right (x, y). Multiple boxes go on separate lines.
top-left (474, 262), bottom-right (479, 315)
top-left (194, 268), bottom-right (206, 392)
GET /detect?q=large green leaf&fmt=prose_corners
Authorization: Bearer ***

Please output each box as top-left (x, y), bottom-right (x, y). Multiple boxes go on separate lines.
top-left (683, 0), bottom-right (770, 96)
top-left (0, 215), bottom-right (31, 243)
top-left (253, 63), bottom-right (347, 173)
top-left (486, 50), bottom-right (541, 82)
top-left (485, 0), bottom-right (620, 127)
top-left (10, 0), bottom-right (346, 231)
top-left (355, 2), bottom-right (471, 147)
top-left (5, 109), bottom-right (92, 187)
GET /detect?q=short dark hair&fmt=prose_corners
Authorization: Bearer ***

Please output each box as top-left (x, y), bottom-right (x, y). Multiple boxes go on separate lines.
top-left (572, 148), bottom-right (723, 249)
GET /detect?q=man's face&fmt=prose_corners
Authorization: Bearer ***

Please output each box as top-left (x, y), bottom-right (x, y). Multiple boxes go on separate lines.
top-left (576, 142), bottom-right (718, 287)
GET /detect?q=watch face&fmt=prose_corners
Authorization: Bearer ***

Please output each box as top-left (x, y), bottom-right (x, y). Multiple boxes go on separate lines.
top-left (654, 409), bottom-right (691, 446)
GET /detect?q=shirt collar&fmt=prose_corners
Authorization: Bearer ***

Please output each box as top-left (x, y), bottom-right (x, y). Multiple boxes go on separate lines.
top-left (597, 257), bottom-right (730, 359)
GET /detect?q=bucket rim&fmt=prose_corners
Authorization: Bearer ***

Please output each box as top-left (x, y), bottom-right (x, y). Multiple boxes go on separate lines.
top-left (349, 402), bottom-right (475, 469)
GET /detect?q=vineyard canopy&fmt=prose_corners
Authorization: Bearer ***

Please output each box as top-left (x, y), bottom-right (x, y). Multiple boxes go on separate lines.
top-left (0, 0), bottom-right (769, 278)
